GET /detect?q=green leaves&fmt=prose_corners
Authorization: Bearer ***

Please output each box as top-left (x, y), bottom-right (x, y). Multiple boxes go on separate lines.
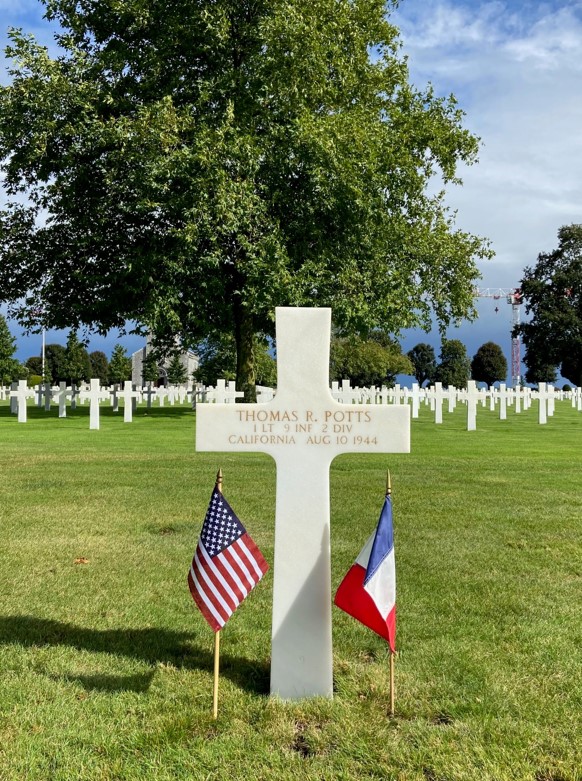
top-left (434, 338), bottom-right (471, 390)
top-left (330, 332), bottom-right (412, 387)
top-left (470, 342), bottom-right (507, 388)
top-left (518, 224), bottom-right (582, 385)
top-left (0, 0), bottom-right (491, 392)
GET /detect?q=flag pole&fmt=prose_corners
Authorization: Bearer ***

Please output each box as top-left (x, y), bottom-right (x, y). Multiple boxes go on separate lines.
top-left (213, 468), bottom-right (223, 720)
top-left (386, 470), bottom-right (395, 718)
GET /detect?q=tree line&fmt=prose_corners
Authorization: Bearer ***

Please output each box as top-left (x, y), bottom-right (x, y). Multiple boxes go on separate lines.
top-left (407, 340), bottom-right (508, 389)
top-left (0, 318), bottom-right (133, 386)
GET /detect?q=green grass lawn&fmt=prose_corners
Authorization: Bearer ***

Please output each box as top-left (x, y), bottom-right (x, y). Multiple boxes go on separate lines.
top-left (0, 400), bottom-right (580, 780)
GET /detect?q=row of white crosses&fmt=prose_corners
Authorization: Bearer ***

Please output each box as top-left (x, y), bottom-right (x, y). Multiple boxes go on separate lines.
top-left (3, 377), bottom-right (263, 428)
top-left (5, 380), bottom-right (190, 428)
top-left (325, 379), bottom-right (581, 432)
top-left (4, 375), bottom-right (580, 431)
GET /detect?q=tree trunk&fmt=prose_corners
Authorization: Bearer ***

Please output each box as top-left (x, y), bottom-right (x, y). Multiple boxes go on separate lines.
top-left (233, 301), bottom-right (256, 403)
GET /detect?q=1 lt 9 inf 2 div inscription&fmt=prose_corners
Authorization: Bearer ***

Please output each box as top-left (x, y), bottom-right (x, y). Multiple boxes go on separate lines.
top-left (229, 407), bottom-right (380, 448)
top-left (196, 307), bottom-right (410, 699)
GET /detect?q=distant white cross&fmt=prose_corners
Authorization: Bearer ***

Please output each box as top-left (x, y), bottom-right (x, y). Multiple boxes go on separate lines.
top-left (196, 308), bottom-right (410, 699)
top-left (514, 384), bottom-right (522, 414)
top-left (498, 383), bottom-right (508, 420)
top-left (434, 382), bottom-right (444, 424)
top-left (466, 380), bottom-right (478, 431)
top-left (9, 380), bottom-right (31, 423)
top-left (121, 381), bottom-right (141, 422)
top-left (144, 382), bottom-right (156, 409)
top-left (79, 379), bottom-right (110, 430)
top-left (410, 383), bottom-right (421, 418)
top-left (537, 382), bottom-right (549, 424)
top-left (205, 379), bottom-right (244, 404)
top-left (42, 382), bottom-right (54, 411)
top-left (57, 382), bottom-right (73, 418)
top-left (547, 384), bottom-right (555, 417)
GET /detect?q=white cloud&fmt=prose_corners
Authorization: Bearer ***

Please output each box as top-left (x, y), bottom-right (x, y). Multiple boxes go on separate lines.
top-left (392, 0), bottom-right (582, 279)
top-left (389, 1), bottom-right (582, 379)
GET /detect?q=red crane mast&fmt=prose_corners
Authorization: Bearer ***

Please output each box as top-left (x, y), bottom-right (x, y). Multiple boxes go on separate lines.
top-left (473, 287), bottom-right (523, 387)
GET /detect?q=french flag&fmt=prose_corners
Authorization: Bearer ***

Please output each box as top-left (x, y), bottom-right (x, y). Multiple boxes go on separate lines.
top-left (334, 495), bottom-right (396, 652)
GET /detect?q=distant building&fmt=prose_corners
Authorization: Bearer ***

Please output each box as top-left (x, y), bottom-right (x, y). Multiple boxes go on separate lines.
top-left (131, 337), bottom-right (199, 387)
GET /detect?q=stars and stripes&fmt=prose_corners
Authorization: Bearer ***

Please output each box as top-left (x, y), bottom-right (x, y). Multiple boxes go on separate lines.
top-left (188, 487), bottom-right (268, 632)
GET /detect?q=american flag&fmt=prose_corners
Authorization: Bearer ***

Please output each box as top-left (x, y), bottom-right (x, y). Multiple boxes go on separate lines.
top-left (188, 487), bottom-right (269, 632)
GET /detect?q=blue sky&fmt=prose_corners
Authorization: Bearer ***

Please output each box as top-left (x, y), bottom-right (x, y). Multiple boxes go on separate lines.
top-left (2, 0), bottom-right (582, 381)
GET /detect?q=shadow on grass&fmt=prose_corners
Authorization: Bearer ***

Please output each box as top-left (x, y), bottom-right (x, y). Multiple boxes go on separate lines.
top-left (0, 405), bottom-right (194, 421)
top-left (49, 670), bottom-right (157, 694)
top-left (0, 615), bottom-right (269, 695)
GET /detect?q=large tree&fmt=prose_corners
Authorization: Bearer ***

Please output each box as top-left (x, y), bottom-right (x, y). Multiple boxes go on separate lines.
top-left (45, 343), bottom-right (67, 383)
top-left (25, 355), bottom-right (43, 376)
top-left (64, 330), bottom-right (92, 384)
top-left (471, 341), bottom-right (507, 387)
top-left (434, 338), bottom-right (471, 389)
top-left (517, 224), bottom-right (582, 386)
top-left (166, 354), bottom-right (188, 385)
top-left (194, 332), bottom-right (276, 387)
top-left (330, 333), bottom-right (412, 387)
top-left (89, 350), bottom-right (109, 384)
top-left (108, 344), bottom-right (132, 384)
top-left (407, 342), bottom-right (436, 387)
top-left (0, 0), bottom-right (491, 400)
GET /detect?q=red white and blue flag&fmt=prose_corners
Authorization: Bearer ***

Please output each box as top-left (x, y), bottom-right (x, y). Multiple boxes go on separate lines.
top-left (334, 494), bottom-right (396, 652)
top-left (188, 487), bottom-right (269, 632)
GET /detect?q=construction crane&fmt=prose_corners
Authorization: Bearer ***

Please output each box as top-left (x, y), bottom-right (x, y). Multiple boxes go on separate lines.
top-left (473, 287), bottom-right (523, 387)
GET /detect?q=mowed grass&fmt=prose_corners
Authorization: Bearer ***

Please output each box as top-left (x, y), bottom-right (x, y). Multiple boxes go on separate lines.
top-left (0, 399), bottom-right (580, 781)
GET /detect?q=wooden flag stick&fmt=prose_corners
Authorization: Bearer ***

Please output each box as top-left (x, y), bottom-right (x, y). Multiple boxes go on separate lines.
top-left (389, 651), bottom-right (395, 717)
top-left (387, 469), bottom-right (395, 717)
top-left (212, 468), bottom-right (223, 720)
top-left (213, 630), bottom-right (220, 720)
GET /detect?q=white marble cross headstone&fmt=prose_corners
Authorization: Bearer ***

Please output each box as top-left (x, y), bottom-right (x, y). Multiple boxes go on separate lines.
top-left (377, 386), bottom-right (390, 405)
top-left (537, 382), bottom-right (548, 424)
top-left (79, 379), bottom-right (110, 430)
top-left (466, 380), bottom-right (478, 431)
top-left (121, 381), bottom-right (141, 422)
top-left (9, 380), bottom-right (30, 423)
top-left (206, 379), bottom-right (244, 404)
top-left (43, 382), bottom-right (53, 411)
top-left (547, 384), bottom-right (555, 417)
top-left (196, 308), bottom-right (410, 699)
top-left (489, 386), bottom-right (497, 412)
top-left (144, 382), bottom-right (156, 409)
top-left (428, 385), bottom-right (436, 412)
top-left (434, 382), bottom-right (444, 424)
top-left (9, 382), bottom-right (18, 414)
top-left (498, 383), bottom-right (508, 420)
top-left (514, 384), bottom-right (522, 414)
top-left (57, 382), bottom-right (73, 418)
top-left (411, 383), bottom-right (420, 419)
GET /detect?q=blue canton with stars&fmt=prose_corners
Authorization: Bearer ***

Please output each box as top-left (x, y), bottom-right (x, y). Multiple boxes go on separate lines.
top-left (200, 489), bottom-right (245, 557)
